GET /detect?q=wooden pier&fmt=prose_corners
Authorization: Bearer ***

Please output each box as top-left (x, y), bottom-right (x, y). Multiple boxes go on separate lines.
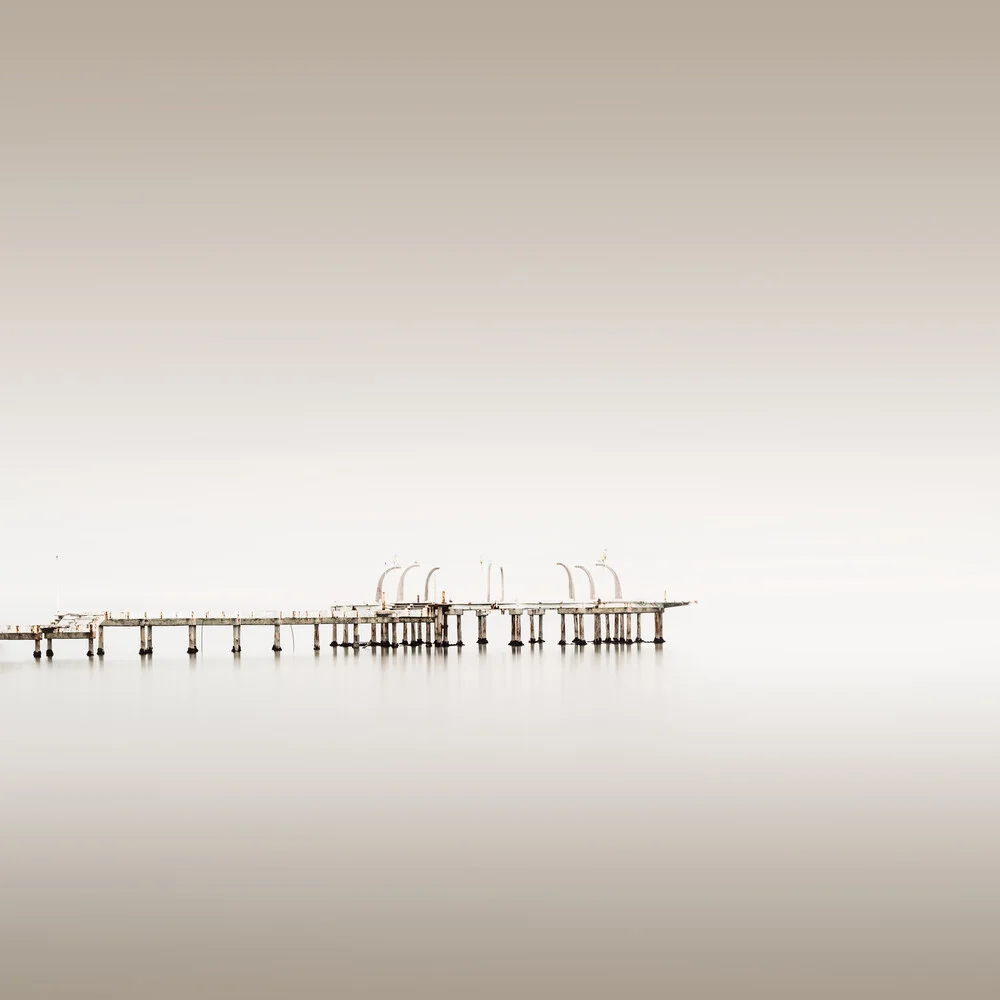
top-left (1, 600), bottom-right (691, 659)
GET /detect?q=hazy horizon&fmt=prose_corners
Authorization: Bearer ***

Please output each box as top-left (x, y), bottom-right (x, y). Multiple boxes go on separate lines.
top-left (2, 1), bottom-right (998, 996)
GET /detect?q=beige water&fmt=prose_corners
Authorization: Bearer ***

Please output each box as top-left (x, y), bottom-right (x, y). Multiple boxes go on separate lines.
top-left (1, 600), bottom-right (998, 997)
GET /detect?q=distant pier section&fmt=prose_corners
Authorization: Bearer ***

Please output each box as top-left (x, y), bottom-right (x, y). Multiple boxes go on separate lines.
top-left (1, 562), bottom-right (692, 659)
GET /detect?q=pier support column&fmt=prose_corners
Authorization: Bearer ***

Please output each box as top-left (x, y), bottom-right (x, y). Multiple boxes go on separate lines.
top-left (313, 622), bottom-right (321, 651)
top-left (232, 623), bottom-right (242, 654)
top-left (33, 636), bottom-right (42, 659)
top-left (537, 614), bottom-right (544, 643)
top-left (45, 636), bottom-right (53, 659)
top-left (455, 614), bottom-right (463, 646)
top-left (442, 612), bottom-right (449, 648)
top-left (508, 614), bottom-right (518, 647)
top-left (272, 623), bottom-right (282, 652)
top-left (138, 624), bottom-right (147, 656)
top-left (146, 624), bottom-right (153, 655)
top-left (635, 614), bottom-right (643, 643)
top-left (187, 623), bottom-right (198, 655)
top-left (391, 621), bottom-right (398, 648)
top-left (654, 611), bottom-right (664, 644)
top-left (593, 613), bottom-right (602, 645)
top-left (559, 614), bottom-right (566, 645)
top-left (342, 623), bottom-right (350, 647)
top-left (626, 614), bottom-right (633, 644)
top-left (529, 612), bottom-right (537, 644)
top-left (352, 623), bottom-right (359, 649)
top-left (477, 613), bottom-right (488, 644)
top-left (97, 625), bottom-right (105, 656)
top-left (604, 613), bottom-right (611, 644)
top-left (87, 631), bottom-right (95, 658)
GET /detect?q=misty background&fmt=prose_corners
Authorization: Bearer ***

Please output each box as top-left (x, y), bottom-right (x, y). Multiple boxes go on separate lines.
top-left (1, 3), bottom-right (999, 996)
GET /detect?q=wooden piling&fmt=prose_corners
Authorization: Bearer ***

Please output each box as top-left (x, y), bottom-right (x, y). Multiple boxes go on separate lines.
top-left (232, 623), bottom-right (241, 653)
top-left (272, 623), bottom-right (282, 652)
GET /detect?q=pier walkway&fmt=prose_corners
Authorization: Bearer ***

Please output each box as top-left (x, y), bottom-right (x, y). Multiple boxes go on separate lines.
top-left (2, 600), bottom-right (691, 659)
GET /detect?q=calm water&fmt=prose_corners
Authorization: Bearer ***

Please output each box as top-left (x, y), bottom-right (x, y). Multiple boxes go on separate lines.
top-left (1, 601), bottom-right (998, 997)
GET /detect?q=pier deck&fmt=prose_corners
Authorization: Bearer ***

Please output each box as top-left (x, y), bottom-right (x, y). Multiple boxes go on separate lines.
top-left (2, 600), bottom-right (692, 658)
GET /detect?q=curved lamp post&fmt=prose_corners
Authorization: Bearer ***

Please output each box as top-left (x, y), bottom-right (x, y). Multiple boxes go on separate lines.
top-left (396, 562), bottom-right (420, 604)
top-left (556, 563), bottom-right (576, 600)
top-left (375, 564), bottom-right (401, 604)
top-left (595, 562), bottom-right (623, 600)
top-left (423, 567), bottom-right (440, 603)
top-left (574, 565), bottom-right (596, 602)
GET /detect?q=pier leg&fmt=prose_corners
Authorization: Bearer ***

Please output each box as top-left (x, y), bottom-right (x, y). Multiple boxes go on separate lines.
top-left (442, 613), bottom-right (449, 648)
top-left (456, 614), bottom-right (463, 646)
top-left (272, 623), bottom-right (282, 652)
top-left (146, 624), bottom-right (153, 656)
top-left (593, 613), bottom-right (602, 645)
top-left (654, 611), bottom-right (664, 644)
top-left (97, 624), bottom-right (105, 656)
top-left (187, 623), bottom-right (198, 655)
top-left (517, 613), bottom-right (524, 646)
top-left (232, 623), bottom-right (241, 654)
top-left (477, 613), bottom-right (488, 644)
top-left (45, 636), bottom-right (53, 659)
top-left (352, 623), bottom-right (359, 649)
top-left (626, 614), bottom-right (633, 644)
top-left (635, 614), bottom-right (643, 643)
top-left (313, 622), bottom-right (321, 651)
top-left (342, 623), bottom-right (350, 647)
top-left (529, 613), bottom-right (537, 645)
top-left (559, 614), bottom-right (566, 645)
top-left (87, 631), bottom-right (95, 658)
top-left (138, 624), bottom-right (147, 656)
top-left (391, 621), bottom-right (398, 648)
top-left (537, 614), bottom-right (544, 643)
top-left (604, 613), bottom-right (612, 644)
top-left (509, 615), bottom-right (517, 647)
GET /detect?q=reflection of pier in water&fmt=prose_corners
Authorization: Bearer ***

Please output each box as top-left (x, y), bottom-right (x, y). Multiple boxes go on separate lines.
top-left (1, 562), bottom-right (692, 659)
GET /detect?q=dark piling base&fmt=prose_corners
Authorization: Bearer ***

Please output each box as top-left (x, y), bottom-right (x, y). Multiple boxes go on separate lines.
top-left (97, 648), bottom-right (105, 656)
top-left (187, 647), bottom-right (198, 654)
top-left (477, 638), bottom-right (488, 645)
top-left (33, 651), bottom-right (42, 659)
top-left (45, 650), bottom-right (54, 658)
top-left (86, 650), bottom-right (94, 658)
top-left (653, 637), bottom-right (665, 644)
